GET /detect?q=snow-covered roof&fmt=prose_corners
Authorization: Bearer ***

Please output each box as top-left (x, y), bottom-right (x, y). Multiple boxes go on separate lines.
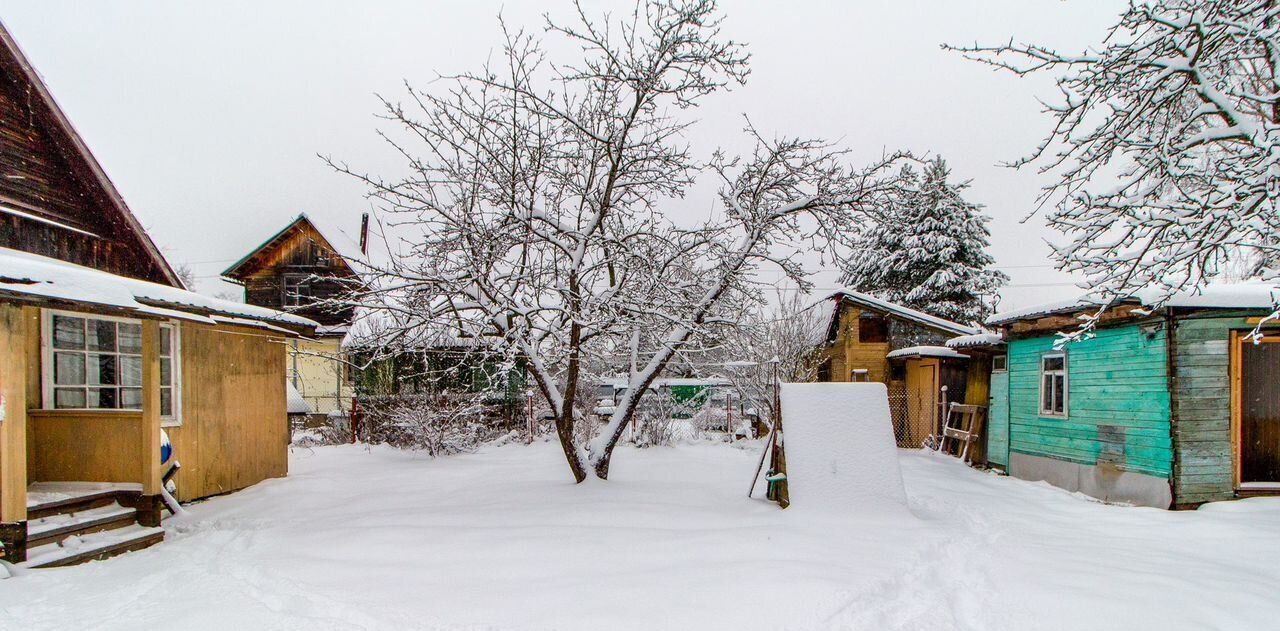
top-left (885, 345), bottom-right (970, 360)
top-left (945, 332), bottom-right (1004, 349)
top-left (817, 289), bottom-right (979, 341)
top-left (0, 247), bottom-right (317, 334)
top-left (986, 281), bottom-right (1280, 326)
top-left (286, 382), bottom-right (312, 415)
top-left (341, 303), bottom-right (491, 351)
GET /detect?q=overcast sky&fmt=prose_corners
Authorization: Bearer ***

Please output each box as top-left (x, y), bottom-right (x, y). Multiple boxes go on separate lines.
top-left (0, 0), bottom-right (1124, 311)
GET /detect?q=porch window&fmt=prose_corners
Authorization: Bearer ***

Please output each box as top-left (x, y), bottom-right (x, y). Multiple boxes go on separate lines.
top-left (1039, 352), bottom-right (1067, 417)
top-left (43, 312), bottom-right (181, 423)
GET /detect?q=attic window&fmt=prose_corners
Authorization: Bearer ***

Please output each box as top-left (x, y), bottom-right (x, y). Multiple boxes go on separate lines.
top-left (283, 274), bottom-right (314, 307)
top-left (858, 314), bottom-right (888, 343)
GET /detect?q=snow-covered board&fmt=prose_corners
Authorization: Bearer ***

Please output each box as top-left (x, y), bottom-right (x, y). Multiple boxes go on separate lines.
top-left (778, 382), bottom-right (907, 514)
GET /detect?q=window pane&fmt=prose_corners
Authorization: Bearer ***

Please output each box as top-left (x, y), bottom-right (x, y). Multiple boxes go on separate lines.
top-left (121, 387), bottom-right (143, 410)
top-left (88, 320), bottom-right (117, 351)
top-left (87, 354), bottom-right (118, 385)
top-left (118, 323), bottom-right (142, 354)
top-left (1054, 376), bottom-right (1065, 413)
top-left (1044, 356), bottom-right (1064, 371)
top-left (160, 388), bottom-right (173, 417)
top-left (87, 387), bottom-right (118, 409)
top-left (53, 315), bottom-right (85, 349)
top-left (1042, 375), bottom-right (1053, 411)
top-left (54, 387), bottom-right (86, 408)
top-left (160, 357), bottom-right (172, 386)
top-left (160, 327), bottom-right (172, 356)
top-left (119, 355), bottom-right (142, 386)
top-left (54, 351), bottom-right (86, 385)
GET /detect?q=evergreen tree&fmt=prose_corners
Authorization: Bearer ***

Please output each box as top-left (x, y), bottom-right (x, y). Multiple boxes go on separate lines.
top-left (841, 157), bottom-right (1008, 325)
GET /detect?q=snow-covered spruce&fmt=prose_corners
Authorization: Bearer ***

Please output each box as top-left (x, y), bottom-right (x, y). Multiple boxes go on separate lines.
top-left (840, 157), bottom-right (1007, 326)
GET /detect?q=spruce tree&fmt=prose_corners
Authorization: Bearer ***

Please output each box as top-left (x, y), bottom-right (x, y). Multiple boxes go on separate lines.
top-left (841, 157), bottom-right (1008, 325)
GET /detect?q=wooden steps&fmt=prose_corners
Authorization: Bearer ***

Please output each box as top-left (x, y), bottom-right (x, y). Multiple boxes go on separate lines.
top-left (20, 482), bottom-right (164, 569)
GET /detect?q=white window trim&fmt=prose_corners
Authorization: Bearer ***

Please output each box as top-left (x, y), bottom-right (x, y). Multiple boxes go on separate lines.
top-left (1038, 351), bottom-right (1068, 418)
top-left (992, 353), bottom-right (1008, 373)
top-left (41, 309), bottom-right (182, 424)
top-left (160, 322), bottom-right (183, 427)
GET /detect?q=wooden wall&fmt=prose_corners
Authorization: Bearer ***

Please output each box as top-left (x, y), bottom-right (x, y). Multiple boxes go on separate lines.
top-left (234, 221), bottom-right (355, 327)
top-left (0, 53), bottom-right (171, 284)
top-left (1169, 314), bottom-right (1247, 506)
top-left (1007, 322), bottom-right (1173, 478)
top-left (18, 310), bottom-right (288, 502)
top-left (165, 321), bottom-right (288, 501)
top-left (822, 306), bottom-right (891, 383)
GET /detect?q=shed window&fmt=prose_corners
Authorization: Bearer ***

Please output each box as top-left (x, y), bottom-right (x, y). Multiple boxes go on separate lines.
top-left (992, 354), bottom-right (1007, 372)
top-left (1039, 352), bottom-right (1067, 417)
top-left (858, 314), bottom-right (888, 343)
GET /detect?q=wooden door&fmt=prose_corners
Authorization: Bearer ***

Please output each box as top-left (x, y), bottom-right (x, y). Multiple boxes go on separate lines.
top-left (1237, 335), bottom-right (1280, 487)
top-left (904, 359), bottom-right (939, 448)
top-left (988, 368), bottom-right (1010, 467)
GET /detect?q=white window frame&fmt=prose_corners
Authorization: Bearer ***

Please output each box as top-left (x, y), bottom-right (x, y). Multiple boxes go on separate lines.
top-left (159, 322), bottom-right (183, 427)
top-left (992, 353), bottom-right (1008, 373)
top-left (1039, 351), bottom-right (1068, 418)
top-left (40, 309), bottom-right (182, 425)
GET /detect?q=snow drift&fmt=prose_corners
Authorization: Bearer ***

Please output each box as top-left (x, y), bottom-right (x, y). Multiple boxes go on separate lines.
top-left (779, 382), bottom-right (907, 515)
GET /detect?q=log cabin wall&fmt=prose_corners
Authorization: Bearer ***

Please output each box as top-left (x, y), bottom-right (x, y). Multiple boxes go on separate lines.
top-left (0, 49), bottom-right (171, 284)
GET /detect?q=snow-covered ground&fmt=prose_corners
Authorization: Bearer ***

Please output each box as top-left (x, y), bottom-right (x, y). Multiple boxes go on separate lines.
top-left (3, 440), bottom-right (1279, 630)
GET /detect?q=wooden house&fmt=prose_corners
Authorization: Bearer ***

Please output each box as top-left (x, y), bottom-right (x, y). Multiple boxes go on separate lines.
top-left (985, 283), bottom-right (1280, 508)
top-left (223, 214), bottom-right (359, 423)
top-left (0, 21), bottom-right (316, 566)
top-left (811, 290), bottom-right (980, 447)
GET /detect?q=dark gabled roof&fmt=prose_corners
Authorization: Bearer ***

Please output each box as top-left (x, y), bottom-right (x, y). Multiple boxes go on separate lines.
top-left (816, 289), bottom-right (979, 344)
top-left (221, 213), bottom-right (357, 282)
top-left (0, 20), bottom-right (183, 288)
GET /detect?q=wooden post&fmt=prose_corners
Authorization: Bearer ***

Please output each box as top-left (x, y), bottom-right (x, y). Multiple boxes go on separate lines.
top-left (138, 320), bottom-right (163, 526)
top-left (0, 304), bottom-right (29, 561)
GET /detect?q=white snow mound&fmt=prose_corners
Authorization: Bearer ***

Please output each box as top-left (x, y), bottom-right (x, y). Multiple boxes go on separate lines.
top-left (780, 382), bottom-right (907, 515)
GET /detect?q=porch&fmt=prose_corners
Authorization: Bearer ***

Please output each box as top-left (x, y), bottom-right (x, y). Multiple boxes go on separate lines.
top-left (1, 304), bottom-right (172, 565)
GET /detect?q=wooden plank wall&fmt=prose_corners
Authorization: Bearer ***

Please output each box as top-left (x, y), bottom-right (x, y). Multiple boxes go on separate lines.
top-left (166, 321), bottom-right (288, 501)
top-left (823, 306), bottom-right (891, 383)
top-left (1007, 323), bottom-right (1173, 478)
top-left (1170, 315), bottom-right (1244, 505)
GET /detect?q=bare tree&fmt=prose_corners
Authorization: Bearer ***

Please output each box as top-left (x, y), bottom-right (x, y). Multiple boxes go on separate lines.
top-left (719, 289), bottom-right (826, 430)
top-left (330, 0), bottom-right (905, 482)
top-left (948, 0), bottom-right (1280, 336)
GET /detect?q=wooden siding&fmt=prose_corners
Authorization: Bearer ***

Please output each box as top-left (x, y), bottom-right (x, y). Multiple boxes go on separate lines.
top-left (27, 410), bottom-right (148, 484)
top-left (0, 52), bottom-right (172, 284)
top-left (1170, 315), bottom-right (1249, 505)
top-left (822, 306), bottom-right (891, 383)
top-left (229, 218), bottom-right (356, 327)
top-left (1007, 323), bottom-right (1173, 478)
top-left (165, 321), bottom-right (288, 501)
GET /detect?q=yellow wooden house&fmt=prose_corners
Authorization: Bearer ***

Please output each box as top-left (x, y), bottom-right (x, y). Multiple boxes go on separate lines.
top-left (0, 22), bottom-right (316, 567)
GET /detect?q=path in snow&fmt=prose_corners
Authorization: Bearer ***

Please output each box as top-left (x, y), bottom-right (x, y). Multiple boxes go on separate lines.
top-left (1, 440), bottom-right (1278, 630)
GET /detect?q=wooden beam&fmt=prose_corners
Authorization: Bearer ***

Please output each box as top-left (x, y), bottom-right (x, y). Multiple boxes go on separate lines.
top-left (140, 320), bottom-right (162, 499)
top-left (1230, 330), bottom-right (1241, 491)
top-left (0, 303), bottom-right (28, 522)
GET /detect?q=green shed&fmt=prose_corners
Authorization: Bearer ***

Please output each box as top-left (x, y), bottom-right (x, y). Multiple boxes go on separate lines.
top-left (986, 282), bottom-right (1280, 508)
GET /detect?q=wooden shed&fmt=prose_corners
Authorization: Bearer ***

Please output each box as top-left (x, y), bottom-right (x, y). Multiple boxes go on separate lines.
top-left (0, 21), bottom-right (316, 566)
top-left (986, 284), bottom-right (1280, 508)
top-left (810, 290), bottom-right (979, 446)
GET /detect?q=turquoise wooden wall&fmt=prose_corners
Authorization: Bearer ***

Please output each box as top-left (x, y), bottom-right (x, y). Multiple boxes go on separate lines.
top-left (987, 369), bottom-right (1009, 467)
top-left (1170, 315), bottom-right (1249, 505)
top-left (1006, 322), bottom-right (1173, 478)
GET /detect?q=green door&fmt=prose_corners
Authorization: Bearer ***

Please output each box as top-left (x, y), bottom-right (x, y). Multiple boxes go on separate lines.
top-left (987, 356), bottom-right (1010, 468)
